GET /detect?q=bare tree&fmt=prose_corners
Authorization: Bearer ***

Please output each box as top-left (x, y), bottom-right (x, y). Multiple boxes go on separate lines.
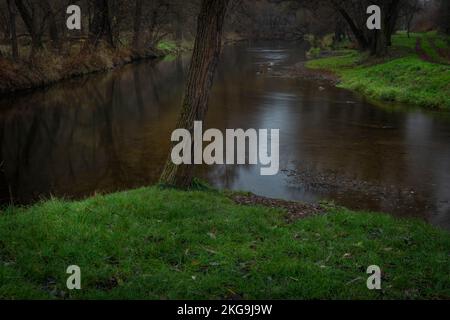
top-left (438, 0), bottom-right (449, 35)
top-left (401, 0), bottom-right (421, 38)
top-left (89, 0), bottom-right (114, 47)
top-left (6, 0), bottom-right (18, 59)
top-left (40, 0), bottom-right (60, 50)
top-left (14, 0), bottom-right (43, 56)
top-left (329, 0), bottom-right (401, 56)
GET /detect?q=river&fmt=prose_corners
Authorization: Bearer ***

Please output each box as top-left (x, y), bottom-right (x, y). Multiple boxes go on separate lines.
top-left (1, 41), bottom-right (449, 230)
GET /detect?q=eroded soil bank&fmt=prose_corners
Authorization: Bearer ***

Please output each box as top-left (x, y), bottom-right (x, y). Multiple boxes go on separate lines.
top-left (0, 47), bottom-right (162, 95)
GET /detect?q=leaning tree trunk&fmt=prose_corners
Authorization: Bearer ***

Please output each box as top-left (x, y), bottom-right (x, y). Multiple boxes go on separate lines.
top-left (335, 5), bottom-right (369, 50)
top-left (6, 0), bottom-right (18, 60)
top-left (159, 0), bottom-right (230, 188)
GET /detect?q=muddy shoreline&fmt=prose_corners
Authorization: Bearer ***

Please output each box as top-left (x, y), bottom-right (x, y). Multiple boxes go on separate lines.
top-left (272, 61), bottom-right (340, 85)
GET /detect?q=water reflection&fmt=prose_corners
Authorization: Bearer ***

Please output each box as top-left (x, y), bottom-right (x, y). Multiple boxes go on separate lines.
top-left (0, 57), bottom-right (185, 203)
top-left (0, 42), bottom-right (449, 230)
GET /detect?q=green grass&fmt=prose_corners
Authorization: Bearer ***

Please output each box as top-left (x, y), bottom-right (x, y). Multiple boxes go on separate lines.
top-left (306, 32), bottom-right (450, 110)
top-left (0, 187), bottom-right (449, 299)
top-left (392, 32), bottom-right (420, 49)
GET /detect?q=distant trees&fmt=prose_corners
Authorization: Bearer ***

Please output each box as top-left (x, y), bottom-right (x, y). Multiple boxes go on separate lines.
top-left (401, 0), bottom-right (421, 38)
top-left (438, 0), bottom-right (449, 35)
top-left (132, 0), bottom-right (143, 50)
top-left (327, 0), bottom-right (401, 56)
top-left (0, 0), bottom-right (446, 61)
top-left (41, 0), bottom-right (61, 50)
top-left (256, 0), bottom-right (403, 55)
top-left (0, 0), bottom-right (67, 58)
top-left (229, 0), bottom-right (311, 40)
top-left (0, 0), bottom-right (201, 60)
top-left (89, 0), bottom-right (114, 47)
top-left (6, 0), bottom-right (18, 59)
top-left (14, 0), bottom-right (44, 55)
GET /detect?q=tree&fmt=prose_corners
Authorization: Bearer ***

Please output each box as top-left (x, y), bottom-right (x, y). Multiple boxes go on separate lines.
top-left (14, 0), bottom-right (43, 56)
top-left (330, 0), bottom-right (401, 56)
top-left (41, 0), bottom-right (60, 50)
top-left (89, 0), bottom-right (114, 47)
top-left (438, 0), bottom-right (449, 35)
top-left (6, 0), bottom-right (18, 59)
top-left (159, 0), bottom-right (230, 188)
top-left (401, 0), bottom-right (421, 38)
top-left (132, 0), bottom-right (143, 50)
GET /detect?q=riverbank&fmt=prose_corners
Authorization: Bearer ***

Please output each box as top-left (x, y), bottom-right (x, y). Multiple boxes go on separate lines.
top-left (0, 186), bottom-right (448, 299)
top-left (304, 32), bottom-right (450, 110)
top-left (0, 42), bottom-right (182, 95)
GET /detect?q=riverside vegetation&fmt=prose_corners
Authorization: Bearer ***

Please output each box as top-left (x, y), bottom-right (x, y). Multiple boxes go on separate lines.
top-left (0, 39), bottom-right (185, 95)
top-left (306, 32), bottom-right (450, 110)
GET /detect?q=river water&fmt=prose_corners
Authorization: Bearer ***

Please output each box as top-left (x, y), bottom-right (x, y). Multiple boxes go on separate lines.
top-left (1, 42), bottom-right (449, 230)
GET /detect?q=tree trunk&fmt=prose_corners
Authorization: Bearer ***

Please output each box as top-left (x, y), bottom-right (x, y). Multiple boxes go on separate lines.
top-left (364, 0), bottom-right (400, 56)
top-left (384, 0), bottom-right (400, 47)
top-left (370, 30), bottom-right (388, 57)
top-left (439, 0), bottom-right (450, 35)
top-left (14, 0), bottom-right (43, 56)
top-left (132, 0), bottom-right (143, 50)
top-left (89, 0), bottom-right (114, 48)
top-left (1, 9), bottom-right (11, 42)
top-left (407, 17), bottom-right (412, 38)
top-left (41, 0), bottom-right (60, 51)
top-left (6, 0), bottom-right (19, 60)
top-left (159, 0), bottom-right (230, 188)
top-left (334, 5), bottom-right (369, 50)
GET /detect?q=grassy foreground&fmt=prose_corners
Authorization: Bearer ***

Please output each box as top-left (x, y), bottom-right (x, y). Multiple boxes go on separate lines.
top-left (0, 187), bottom-right (449, 300)
top-left (306, 32), bottom-right (450, 110)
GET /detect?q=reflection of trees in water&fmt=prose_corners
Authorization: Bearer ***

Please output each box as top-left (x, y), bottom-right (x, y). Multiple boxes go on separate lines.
top-left (0, 101), bottom-right (62, 203)
top-left (200, 162), bottom-right (257, 190)
top-left (0, 59), bottom-right (186, 204)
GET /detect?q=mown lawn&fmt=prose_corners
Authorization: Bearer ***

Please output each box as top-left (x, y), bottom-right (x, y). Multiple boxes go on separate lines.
top-left (306, 32), bottom-right (450, 110)
top-left (0, 187), bottom-right (449, 299)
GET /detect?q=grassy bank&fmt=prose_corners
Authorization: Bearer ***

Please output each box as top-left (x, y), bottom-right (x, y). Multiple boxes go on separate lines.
top-left (0, 38), bottom-right (197, 95)
top-left (0, 41), bottom-right (185, 95)
top-left (306, 32), bottom-right (450, 110)
top-left (0, 187), bottom-right (449, 299)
